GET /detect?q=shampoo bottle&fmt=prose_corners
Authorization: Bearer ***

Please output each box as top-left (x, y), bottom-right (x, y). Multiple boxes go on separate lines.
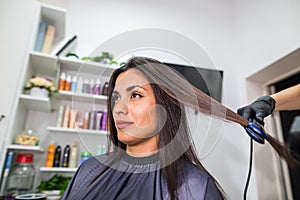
top-left (76, 77), bottom-right (83, 93)
top-left (94, 78), bottom-right (101, 95)
top-left (53, 145), bottom-right (61, 167)
top-left (70, 76), bottom-right (77, 92)
top-left (59, 72), bottom-right (66, 91)
top-left (69, 141), bottom-right (79, 168)
top-left (65, 75), bottom-right (72, 91)
top-left (45, 141), bottom-right (56, 167)
top-left (62, 145), bottom-right (71, 167)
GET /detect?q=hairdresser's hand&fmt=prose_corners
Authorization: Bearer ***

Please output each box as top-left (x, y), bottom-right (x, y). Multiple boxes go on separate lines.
top-left (237, 96), bottom-right (276, 126)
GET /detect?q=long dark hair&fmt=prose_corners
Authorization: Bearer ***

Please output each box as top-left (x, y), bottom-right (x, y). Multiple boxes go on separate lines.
top-left (106, 57), bottom-right (226, 199)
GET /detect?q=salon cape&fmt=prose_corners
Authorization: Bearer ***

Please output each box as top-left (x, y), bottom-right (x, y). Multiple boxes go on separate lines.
top-left (60, 152), bottom-right (222, 200)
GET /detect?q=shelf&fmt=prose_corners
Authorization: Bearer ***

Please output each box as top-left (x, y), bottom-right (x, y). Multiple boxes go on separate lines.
top-left (47, 126), bottom-right (108, 135)
top-left (7, 145), bottom-right (44, 152)
top-left (19, 94), bottom-right (51, 112)
top-left (59, 57), bottom-right (117, 75)
top-left (55, 90), bottom-right (107, 103)
top-left (30, 52), bottom-right (58, 77)
top-left (40, 167), bottom-right (77, 173)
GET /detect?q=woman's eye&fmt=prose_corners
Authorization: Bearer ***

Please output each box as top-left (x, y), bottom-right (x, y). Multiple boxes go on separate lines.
top-left (131, 92), bottom-right (143, 99)
top-left (112, 94), bottom-right (120, 102)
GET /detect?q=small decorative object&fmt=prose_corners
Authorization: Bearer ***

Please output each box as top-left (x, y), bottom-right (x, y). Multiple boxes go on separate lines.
top-left (15, 129), bottom-right (39, 146)
top-left (24, 76), bottom-right (57, 97)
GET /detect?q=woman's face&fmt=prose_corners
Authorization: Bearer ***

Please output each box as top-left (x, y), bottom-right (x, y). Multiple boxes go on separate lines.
top-left (112, 69), bottom-right (159, 149)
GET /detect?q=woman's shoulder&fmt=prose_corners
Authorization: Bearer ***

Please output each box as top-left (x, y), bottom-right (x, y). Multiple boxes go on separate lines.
top-left (183, 161), bottom-right (211, 180)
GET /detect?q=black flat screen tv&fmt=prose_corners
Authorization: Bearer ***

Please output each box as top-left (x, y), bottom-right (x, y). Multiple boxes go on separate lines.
top-left (164, 63), bottom-right (223, 102)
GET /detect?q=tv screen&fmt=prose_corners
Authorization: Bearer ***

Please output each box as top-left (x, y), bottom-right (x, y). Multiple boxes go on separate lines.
top-left (164, 63), bottom-right (223, 102)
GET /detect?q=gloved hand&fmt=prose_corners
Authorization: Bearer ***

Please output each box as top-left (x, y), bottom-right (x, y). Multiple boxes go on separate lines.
top-left (237, 96), bottom-right (276, 126)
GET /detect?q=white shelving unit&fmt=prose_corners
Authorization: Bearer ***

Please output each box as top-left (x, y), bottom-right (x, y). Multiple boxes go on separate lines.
top-left (19, 94), bottom-right (51, 112)
top-left (29, 52), bottom-right (58, 77)
top-left (0, 3), bottom-right (113, 194)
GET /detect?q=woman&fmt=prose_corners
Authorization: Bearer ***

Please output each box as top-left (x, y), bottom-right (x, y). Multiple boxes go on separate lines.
top-left (61, 57), bottom-right (292, 199)
top-left (61, 57), bottom-right (225, 199)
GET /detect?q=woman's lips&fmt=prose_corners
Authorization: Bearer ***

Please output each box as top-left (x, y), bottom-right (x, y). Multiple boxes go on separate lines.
top-left (116, 120), bottom-right (133, 129)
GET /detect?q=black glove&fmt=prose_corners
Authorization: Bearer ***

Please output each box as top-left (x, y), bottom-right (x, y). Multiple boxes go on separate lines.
top-left (237, 96), bottom-right (276, 126)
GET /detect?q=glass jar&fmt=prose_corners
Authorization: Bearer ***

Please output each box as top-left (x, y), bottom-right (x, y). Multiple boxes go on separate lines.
top-left (15, 129), bottom-right (39, 146)
top-left (5, 153), bottom-right (35, 197)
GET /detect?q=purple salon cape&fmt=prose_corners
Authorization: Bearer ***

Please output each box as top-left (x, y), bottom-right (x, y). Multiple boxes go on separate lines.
top-left (60, 152), bottom-right (223, 200)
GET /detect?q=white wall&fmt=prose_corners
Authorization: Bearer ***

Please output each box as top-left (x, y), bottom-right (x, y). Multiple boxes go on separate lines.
top-left (66, 1), bottom-right (252, 199)
top-left (1, 0), bottom-right (299, 199)
top-left (0, 0), bottom-right (37, 168)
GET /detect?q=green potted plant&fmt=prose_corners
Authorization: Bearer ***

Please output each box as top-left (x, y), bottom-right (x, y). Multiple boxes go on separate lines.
top-left (36, 174), bottom-right (71, 198)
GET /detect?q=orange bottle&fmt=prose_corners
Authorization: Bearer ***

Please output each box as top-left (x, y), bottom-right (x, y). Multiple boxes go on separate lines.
top-left (65, 75), bottom-right (71, 91)
top-left (59, 73), bottom-right (66, 91)
top-left (45, 141), bottom-right (56, 167)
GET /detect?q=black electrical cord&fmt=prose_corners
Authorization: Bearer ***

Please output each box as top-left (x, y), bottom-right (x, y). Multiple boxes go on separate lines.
top-left (243, 138), bottom-right (253, 200)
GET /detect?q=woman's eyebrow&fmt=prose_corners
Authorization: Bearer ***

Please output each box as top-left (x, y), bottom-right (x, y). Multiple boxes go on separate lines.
top-left (112, 90), bottom-right (119, 95)
top-left (126, 85), bottom-right (146, 92)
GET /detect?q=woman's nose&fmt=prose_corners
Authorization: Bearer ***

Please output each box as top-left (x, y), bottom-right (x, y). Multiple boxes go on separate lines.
top-left (113, 99), bottom-right (128, 115)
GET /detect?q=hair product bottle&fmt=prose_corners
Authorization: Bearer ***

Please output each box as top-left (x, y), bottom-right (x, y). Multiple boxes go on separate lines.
top-left (94, 78), bottom-right (101, 95)
top-left (62, 106), bottom-right (70, 128)
top-left (76, 77), bottom-right (83, 93)
top-left (89, 79), bottom-right (95, 94)
top-left (88, 110), bottom-right (96, 130)
top-left (70, 76), bottom-right (77, 92)
top-left (53, 145), bottom-right (61, 167)
top-left (62, 145), bottom-right (71, 167)
top-left (95, 111), bottom-right (103, 130)
top-left (75, 111), bottom-right (84, 128)
top-left (65, 74), bottom-right (71, 91)
top-left (59, 72), bottom-right (66, 91)
top-left (101, 82), bottom-right (108, 95)
top-left (69, 109), bottom-right (78, 129)
top-left (101, 110), bottom-right (107, 131)
top-left (82, 78), bottom-right (90, 94)
top-left (56, 105), bottom-right (64, 127)
top-left (83, 111), bottom-right (89, 129)
top-left (69, 141), bottom-right (79, 168)
top-left (45, 141), bottom-right (55, 168)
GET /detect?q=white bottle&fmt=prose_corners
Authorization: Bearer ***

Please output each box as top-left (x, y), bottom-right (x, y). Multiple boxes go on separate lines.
top-left (70, 76), bottom-right (77, 92)
top-left (76, 77), bottom-right (83, 93)
top-left (56, 105), bottom-right (64, 127)
top-left (82, 78), bottom-right (90, 94)
top-left (68, 141), bottom-right (79, 168)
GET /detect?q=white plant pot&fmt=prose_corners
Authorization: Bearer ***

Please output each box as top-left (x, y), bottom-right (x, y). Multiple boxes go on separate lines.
top-left (30, 87), bottom-right (49, 98)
